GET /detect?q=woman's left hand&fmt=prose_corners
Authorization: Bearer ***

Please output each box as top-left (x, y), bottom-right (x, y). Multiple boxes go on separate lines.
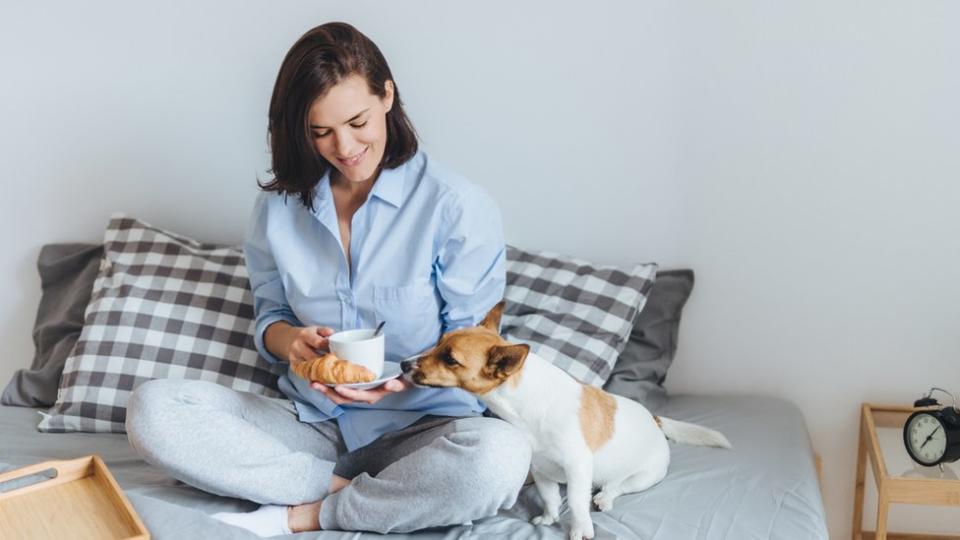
top-left (310, 377), bottom-right (411, 405)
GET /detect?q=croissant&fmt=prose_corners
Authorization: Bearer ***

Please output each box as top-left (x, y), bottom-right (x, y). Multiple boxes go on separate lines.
top-left (291, 353), bottom-right (376, 384)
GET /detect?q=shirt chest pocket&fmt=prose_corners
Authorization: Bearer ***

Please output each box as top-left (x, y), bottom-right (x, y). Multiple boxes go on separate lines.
top-left (372, 283), bottom-right (441, 359)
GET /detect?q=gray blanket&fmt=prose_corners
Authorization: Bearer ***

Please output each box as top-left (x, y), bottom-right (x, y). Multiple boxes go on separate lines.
top-left (0, 394), bottom-right (827, 539)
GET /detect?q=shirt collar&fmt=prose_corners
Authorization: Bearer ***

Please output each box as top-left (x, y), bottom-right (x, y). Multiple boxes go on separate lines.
top-left (368, 163), bottom-right (406, 208)
top-left (311, 169), bottom-right (333, 216)
top-left (311, 162), bottom-right (406, 211)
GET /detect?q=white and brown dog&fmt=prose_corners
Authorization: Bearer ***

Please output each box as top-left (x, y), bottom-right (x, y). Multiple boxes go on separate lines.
top-left (401, 302), bottom-right (731, 540)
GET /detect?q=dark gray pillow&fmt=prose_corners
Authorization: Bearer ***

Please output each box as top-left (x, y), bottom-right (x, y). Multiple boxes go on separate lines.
top-left (2, 243), bottom-right (103, 407)
top-left (602, 269), bottom-right (694, 411)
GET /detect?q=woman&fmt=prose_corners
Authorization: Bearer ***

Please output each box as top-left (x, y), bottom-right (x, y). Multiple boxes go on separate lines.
top-left (125, 22), bottom-right (531, 535)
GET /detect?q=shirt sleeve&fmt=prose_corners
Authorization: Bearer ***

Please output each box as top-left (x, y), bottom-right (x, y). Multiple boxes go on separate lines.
top-left (434, 184), bottom-right (507, 333)
top-left (243, 193), bottom-right (303, 365)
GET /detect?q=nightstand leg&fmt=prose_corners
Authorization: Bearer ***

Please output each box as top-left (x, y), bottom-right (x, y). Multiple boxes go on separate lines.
top-left (852, 410), bottom-right (867, 539)
top-left (875, 489), bottom-right (889, 540)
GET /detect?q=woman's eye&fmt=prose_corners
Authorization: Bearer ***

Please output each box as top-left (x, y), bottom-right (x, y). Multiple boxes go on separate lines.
top-left (350, 121), bottom-right (368, 129)
top-left (313, 131), bottom-right (329, 138)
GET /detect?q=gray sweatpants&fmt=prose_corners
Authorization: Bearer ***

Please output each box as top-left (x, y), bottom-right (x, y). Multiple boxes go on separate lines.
top-left (125, 378), bottom-right (532, 534)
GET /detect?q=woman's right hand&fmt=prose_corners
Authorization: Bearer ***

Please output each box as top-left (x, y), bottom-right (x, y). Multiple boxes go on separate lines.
top-left (287, 325), bottom-right (336, 365)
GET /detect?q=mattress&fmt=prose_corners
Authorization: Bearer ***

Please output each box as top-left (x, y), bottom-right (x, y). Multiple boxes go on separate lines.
top-left (0, 394), bottom-right (828, 539)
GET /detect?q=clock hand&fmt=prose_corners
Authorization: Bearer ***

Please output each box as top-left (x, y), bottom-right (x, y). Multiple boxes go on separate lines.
top-left (920, 425), bottom-right (943, 450)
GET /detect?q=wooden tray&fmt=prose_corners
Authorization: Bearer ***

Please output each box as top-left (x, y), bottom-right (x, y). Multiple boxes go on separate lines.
top-left (0, 455), bottom-right (149, 540)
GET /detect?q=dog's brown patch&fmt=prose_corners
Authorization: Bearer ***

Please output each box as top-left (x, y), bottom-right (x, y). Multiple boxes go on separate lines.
top-left (579, 385), bottom-right (617, 451)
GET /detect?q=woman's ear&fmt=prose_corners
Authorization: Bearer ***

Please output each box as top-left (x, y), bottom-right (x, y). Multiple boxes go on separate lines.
top-left (383, 80), bottom-right (395, 112)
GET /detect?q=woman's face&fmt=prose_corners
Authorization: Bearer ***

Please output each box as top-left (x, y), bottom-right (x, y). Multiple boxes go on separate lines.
top-left (308, 74), bottom-right (395, 186)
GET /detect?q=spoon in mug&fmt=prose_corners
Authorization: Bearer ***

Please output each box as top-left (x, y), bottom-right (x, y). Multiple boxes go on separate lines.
top-left (373, 320), bottom-right (386, 337)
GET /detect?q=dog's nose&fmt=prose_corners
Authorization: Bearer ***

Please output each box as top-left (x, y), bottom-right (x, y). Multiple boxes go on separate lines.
top-left (400, 360), bottom-right (414, 373)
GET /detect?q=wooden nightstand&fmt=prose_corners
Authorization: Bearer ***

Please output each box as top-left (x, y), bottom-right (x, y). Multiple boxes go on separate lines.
top-left (853, 403), bottom-right (960, 540)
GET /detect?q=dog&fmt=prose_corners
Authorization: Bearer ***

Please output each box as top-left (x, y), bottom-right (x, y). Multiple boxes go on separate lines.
top-left (400, 302), bottom-right (731, 540)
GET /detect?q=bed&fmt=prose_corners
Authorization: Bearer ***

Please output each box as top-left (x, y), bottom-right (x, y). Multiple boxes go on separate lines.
top-left (0, 237), bottom-right (828, 538)
top-left (0, 394), bottom-right (826, 539)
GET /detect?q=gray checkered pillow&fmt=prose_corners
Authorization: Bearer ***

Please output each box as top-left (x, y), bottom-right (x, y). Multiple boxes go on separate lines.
top-left (38, 214), bottom-right (282, 433)
top-left (502, 245), bottom-right (657, 386)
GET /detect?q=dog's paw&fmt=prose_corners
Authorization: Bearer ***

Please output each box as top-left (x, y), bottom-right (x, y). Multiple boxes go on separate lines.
top-left (593, 491), bottom-right (617, 512)
top-left (531, 513), bottom-right (557, 526)
top-left (569, 521), bottom-right (595, 540)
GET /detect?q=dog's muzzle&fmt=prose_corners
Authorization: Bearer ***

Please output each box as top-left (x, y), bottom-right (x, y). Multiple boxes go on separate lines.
top-left (400, 358), bottom-right (418, 373)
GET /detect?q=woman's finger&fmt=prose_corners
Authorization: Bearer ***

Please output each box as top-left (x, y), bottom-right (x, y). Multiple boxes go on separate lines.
top-left (333, 386), bottom-right (385, 404)
top-left (332, 386), bottom-right (365, 401)
top-left (313, 327), bottom-right (333, 352)
top-left (292, 339), bottom-right (312, 356)
top-left (312, 382), bottom-right (350, 404)
top-left (294, 339), bottom-right (325, 359)
top-left (306, 327), bottom-right (334, 352)
top-left (302, 328), bottom-right (327, 350)
top-left (288, 347), bottom-right (307, 366)
top-left (306, 378), bottom-right (402, 405)
top-left (383, 379), bottom-right (405, 392)
top-left (317, 327), bottom-right (335, 338)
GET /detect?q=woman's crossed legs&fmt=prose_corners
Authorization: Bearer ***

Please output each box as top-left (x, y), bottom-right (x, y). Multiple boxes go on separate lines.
top-left (125, 378), bottom-right (531, 534)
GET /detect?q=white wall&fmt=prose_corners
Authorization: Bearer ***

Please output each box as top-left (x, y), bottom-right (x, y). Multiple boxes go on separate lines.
top-left (2, 2), bottom-right (958, 536)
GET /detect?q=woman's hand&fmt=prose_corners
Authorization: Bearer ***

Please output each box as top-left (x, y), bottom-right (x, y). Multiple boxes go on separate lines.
top-left (286, 325), bottom-right (335, 366)
top-left (310, 377), bottom-right (411, 405)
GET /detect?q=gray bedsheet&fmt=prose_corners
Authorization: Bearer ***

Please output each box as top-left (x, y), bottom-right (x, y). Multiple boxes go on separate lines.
top-left (0, 394), bottom-right (827, 539)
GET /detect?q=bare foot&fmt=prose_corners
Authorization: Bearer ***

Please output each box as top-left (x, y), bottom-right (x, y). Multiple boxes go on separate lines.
top-left (329, 474), bottom-right (350, 494)
top-left (285, 475), bottom-right (351, 532)
top-left (287, 500), bottom-right (322, 533)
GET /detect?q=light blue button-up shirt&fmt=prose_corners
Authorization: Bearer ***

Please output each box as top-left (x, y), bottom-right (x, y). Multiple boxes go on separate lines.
top-left (243, 149), bottom-right (505, 451)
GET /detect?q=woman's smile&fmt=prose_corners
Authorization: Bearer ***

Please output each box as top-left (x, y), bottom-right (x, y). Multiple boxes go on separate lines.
top-left (337, 146), bottom-right (368, 167)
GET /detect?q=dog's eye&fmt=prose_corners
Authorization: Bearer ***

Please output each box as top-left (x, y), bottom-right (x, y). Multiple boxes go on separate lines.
top-left (442, 354), bottom-right (460, 367)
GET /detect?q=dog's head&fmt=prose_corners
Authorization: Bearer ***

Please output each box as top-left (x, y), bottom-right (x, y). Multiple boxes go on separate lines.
top-left (400, 301), bottom-right (529, 395)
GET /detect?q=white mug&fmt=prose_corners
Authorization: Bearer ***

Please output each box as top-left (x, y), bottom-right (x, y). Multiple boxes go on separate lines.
top-left (327, 329), bottom-right (385, 378)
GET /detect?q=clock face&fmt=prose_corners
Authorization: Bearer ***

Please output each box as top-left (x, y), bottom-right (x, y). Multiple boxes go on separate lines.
top-left (906, 413), bottom-right (947, 465)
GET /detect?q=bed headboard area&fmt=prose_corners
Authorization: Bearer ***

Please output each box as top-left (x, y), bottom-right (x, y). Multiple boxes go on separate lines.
top-left (3, 2), bottom-right (959, 537)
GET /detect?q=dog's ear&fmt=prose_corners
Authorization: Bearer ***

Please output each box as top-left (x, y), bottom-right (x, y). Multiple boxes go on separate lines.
top-left (487, 344), bottom-right (529, 379)
top-left (479, 301), bottom-right (506, 333)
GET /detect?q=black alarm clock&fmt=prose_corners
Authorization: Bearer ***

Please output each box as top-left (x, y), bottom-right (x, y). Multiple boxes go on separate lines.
top-left (903, 388), bottom-right (960, 467)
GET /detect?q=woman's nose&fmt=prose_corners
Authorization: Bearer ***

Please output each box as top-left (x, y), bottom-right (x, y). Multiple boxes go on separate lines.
top-left (334, 132), bottom-right (354, 157)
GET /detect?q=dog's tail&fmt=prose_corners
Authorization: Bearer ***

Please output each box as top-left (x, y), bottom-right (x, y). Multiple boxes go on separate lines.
top-left (656, 416), bottom-right (732, 449)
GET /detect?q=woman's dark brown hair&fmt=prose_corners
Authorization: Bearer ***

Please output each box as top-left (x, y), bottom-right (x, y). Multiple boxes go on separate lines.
top-left (261, 22), bottom-right (418, 211)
